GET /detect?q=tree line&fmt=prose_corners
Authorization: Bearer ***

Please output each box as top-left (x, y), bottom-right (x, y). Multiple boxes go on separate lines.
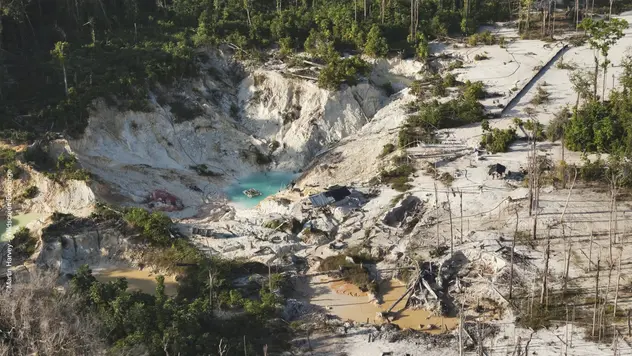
top-left (0, 0), bottom-right (515, 140)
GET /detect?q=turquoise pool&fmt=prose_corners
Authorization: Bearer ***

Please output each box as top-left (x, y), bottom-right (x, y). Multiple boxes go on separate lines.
top-left (225, 171), bottom-right (297, 208)
top-left (0, 213), bottom-right (45, 242)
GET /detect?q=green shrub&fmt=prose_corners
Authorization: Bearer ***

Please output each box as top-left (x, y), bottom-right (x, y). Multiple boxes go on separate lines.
top-left (124, 208), bottom-right (173, 246)
top-left (579, 158), bottom-right (607, 182)
top-left (11, 227), bottom-right (38, 258)
top-left (463, 80), bottom-right (486, 100)
top-left (318, 56), bottom-right (370, 90)
top-left (379, 164), bottom-right (415, 191)
top-left (474, 53), bottom-right (490, 61)
top-left (480, 127), bottom-right (518, 153)
top-left (22, 186), bottom-right (39, 199)
top-left (447, 60), bottom-right (464, 70)
top-left (467, 31), bottom-right (497, 46)
top-left (380, 143), bottom-right (396, 157)
top-left (319, 254), bottom-right (376, 293)
top-left (189, 164), bottom-right (221, 176)
top-left (523, 119), bottom-right (546, 141)
top-left (530, 84), bottom-right (551, 105)
top-left (443, 73), bottom-right (458, 87)
top-left (399, 97), bottom-right (485, 147)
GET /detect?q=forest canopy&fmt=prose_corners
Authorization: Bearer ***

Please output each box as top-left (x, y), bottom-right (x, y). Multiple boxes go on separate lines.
top-left (0, 0), bottom-right (514, 140)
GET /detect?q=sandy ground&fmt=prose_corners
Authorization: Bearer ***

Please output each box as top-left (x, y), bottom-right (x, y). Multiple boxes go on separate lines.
top-left (294, 277), bottom-right (458, 333)
top-left (93, 267), bottom-right (178, 296)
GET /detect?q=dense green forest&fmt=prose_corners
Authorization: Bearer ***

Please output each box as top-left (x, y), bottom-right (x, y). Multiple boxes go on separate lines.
top-left (0, 0), bottom-right (516, 140)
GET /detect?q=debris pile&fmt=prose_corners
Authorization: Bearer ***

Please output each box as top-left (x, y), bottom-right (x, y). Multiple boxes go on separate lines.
top-left (243, 188), bottom-right (262, 198)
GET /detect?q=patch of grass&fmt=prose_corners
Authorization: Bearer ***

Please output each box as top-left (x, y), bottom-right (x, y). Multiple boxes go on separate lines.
top-left (379, 164), bottom-right (415, 192)
top-left (189, 164), bottom-right (221, 176)
top-left (390, 193), bottom-right (405, 206)
top-left (45, 154), bottom-right (91, 182)
top-left (467, 31), bottom-right (498, 46)
top-left (447, 60), bottom-right (464, 70)
top-left (530, 84), bottom-right (551, 105)
top-left (514, 230), bottom-right (535, 248)
top-left (398, 97), bottom-right (486, 147)
top-left (380, 143), bottom-right (396, 157)
top-left (319, 254), bottom-right (376, 293)
top-left (439, 172), bottom-right (455, 186)
top-left (22, 186), bottom-right (39, 199)
top-left (429, 245), bottom-right (449, 258)
top-left (263, 218), bottom-right (302, 234)
top-left (556, 58), bottom-right (577, 70)
top-left (474, 52), bottom-right (490, 61)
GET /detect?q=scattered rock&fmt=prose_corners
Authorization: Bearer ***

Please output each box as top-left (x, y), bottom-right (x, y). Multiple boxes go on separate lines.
top-left (382, 195), bottom-right (423, 227)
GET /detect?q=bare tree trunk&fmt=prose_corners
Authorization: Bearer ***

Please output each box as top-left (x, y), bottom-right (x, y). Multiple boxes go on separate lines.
top-left (560, 168), bottom-right (578, 228)
top-left (614, 249), bottom-right (622, 317)
top-left (565, 304), bottom-right (570, 355)
top-left (459, 301), bottom-right (464, 356)
top-left (609, 180), bottom-right (615, 264)
top-left (576, 0), bottom-right (579, 31)
top-left (244, 0), bottom-right (252, 27)
top-left (563, 243), bottom-right (572, 296)
top-left (609, 0), bottom-right (614, 20)
top-left (62, 63), bottom-right (69, 96)
top-left (510, 209), bottom-right (518, 299)
top-left (381, 0), bottom-right (385, 23)
top-left (552, 0), bottom-right (556, 38)
top-left (592, 258), bottom-right (600, 337)
top-left (589, 230), bottom-right (594, 272)
top-left (540, 229), bottom-right (551, 305)
top-left (447, 192), bottom-right (454, 256)
top-left (594, 55), bottom-right (599, 99)
top-left (435, 180), bottom-right (440, 247)
top-left (460, 190), bottom-right (464, 244)
top-left (209, 269), bottom-right (214, 310)
top-left (603, 56), bottom-right (609, 101)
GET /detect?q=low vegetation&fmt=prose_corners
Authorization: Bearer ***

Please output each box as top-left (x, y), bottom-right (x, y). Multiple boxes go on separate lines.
top-left (189, 164), bottom-right (221, 176)
top-left (380, 143), bottom-right (396, 157)
top-left (474, 52), bottom-right (490, 61)
top-left (319, 253), bottom-right (377, 294)
top-left (11, 227), bottom-right (39, 259)
top-left (378, 164), bottom-right (415, 192)
top-left (467, 31), bottom-right (503, 46)
top-left (22, 186), bottom-right (39, 199)
top-left (399, 97), bottom-right (486, 147)
top-left (530, 84), bottom-right (551, 105)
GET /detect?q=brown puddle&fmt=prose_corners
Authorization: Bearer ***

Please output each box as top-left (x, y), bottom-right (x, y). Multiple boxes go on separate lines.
top-left (303, 277), bottom-right (458, 333)
top-left (94, 268), bottom-right (178, 296)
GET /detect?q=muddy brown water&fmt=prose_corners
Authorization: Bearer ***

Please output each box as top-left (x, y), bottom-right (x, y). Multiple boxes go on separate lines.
top-left (299, 277), bottom-right (458, 333)
top-left (94, 268), bottom-right (178, 296)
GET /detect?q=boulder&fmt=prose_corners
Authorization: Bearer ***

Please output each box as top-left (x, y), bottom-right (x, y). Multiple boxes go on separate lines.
top-left (382, 195), bottom-right (422, 227)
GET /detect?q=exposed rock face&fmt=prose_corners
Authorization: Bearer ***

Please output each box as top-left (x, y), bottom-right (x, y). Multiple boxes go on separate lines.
top-left (382, 196), bottom-right (423, 228)
top-left (65, 52), bottom-right (389, 219)
top-left (36, 218), bottom-right (134, 275)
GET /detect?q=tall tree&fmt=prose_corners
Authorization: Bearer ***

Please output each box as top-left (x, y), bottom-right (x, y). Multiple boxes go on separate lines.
top-left (580, 18), bottom-right (628, 101)
top-left (51, 41), bottom-right (70, 96)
